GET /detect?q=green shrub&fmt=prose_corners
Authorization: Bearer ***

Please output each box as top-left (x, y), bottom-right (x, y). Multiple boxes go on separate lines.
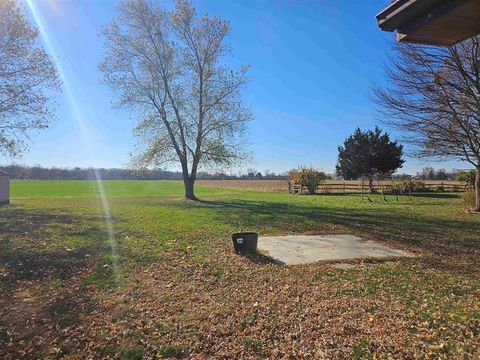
top-left (290, 167), bottom-right (326, 195)
top-left (463, 190), bottom-right (476, 209)
top-left (455, 170), bottom-right (476, 184)
top-left (399, 180), bottom-right (426, 193)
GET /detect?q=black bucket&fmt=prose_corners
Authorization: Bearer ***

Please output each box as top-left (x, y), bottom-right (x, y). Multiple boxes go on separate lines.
top-left (232, 232), bottom-right (258, 255)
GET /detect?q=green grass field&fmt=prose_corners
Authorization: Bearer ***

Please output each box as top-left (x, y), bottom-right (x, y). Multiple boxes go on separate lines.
top-left (1, 180), bottom-right (479, 359)
top-left (10, 179), bottom-right (224, 198)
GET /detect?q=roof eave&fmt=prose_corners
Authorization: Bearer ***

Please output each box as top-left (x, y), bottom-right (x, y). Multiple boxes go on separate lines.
top-left (376, 0), bottom-right (446, 32)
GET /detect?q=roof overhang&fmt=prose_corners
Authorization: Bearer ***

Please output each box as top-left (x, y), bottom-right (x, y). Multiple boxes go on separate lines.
top-left (376, 0), bottom-right (480, 46)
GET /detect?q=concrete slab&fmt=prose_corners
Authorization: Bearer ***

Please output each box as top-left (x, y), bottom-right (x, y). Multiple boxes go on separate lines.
top-left (257, 234), bottom-right (412, 265)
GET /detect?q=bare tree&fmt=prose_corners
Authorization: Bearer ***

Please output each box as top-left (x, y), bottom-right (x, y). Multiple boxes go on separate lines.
top-left (0, 0), bottom-right (60, 157)
top-left (100, 0), bottom-right (251, 200)
top-left (374, 36), bottom-right (480, 211)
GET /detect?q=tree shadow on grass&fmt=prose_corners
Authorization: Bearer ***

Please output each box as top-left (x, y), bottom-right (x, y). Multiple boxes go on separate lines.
top-left (0, 206), bottom-right (118, 283)
top-left (0, 206), bottom-right (119, 358)
top-left (410, 193), bottom-right (462, 199)
top-left (192, 198), bottom-right (480, 274)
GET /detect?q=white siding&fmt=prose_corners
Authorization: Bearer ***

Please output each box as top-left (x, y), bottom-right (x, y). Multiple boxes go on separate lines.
top-left (0, 175), bottom-right (9, 204)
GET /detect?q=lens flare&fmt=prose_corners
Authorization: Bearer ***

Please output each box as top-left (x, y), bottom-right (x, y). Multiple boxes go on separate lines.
top-left (26, 0), bottom-right (119, 283)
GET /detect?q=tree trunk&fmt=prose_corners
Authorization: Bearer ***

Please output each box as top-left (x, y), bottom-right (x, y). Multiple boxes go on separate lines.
top-left (368, 176), bottom-right (374, 193)
top-left (474, 166), bottom-right (480, 212)
top-left (183, 176), bottom-right (198, 201)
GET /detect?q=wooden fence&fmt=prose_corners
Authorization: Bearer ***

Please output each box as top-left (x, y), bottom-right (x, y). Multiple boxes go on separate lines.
top-left (288, 181), bottom-right (472, 195)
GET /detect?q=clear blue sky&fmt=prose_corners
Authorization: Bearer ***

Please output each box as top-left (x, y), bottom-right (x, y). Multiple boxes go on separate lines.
top-left (4, 0), bottom-right (470, 174)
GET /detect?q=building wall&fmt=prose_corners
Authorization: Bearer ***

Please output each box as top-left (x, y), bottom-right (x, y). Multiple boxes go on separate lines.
top-left (0, 175), bottom-right (9, 204)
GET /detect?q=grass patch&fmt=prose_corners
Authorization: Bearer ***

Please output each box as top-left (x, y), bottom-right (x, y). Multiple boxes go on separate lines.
top-left (102, 346), bottom-right (144, 360)
top-left (352, 338), bottom-right (370, 360)
top-left (10, 180), bottom-right (225, 198)
top-left (82, 264), bottom-right (119, 288)
top-left (238, 336), bottom-right (262, 351)
top-left (58, 343), bottom-right (70, 356)
top-left (157, 344), bottom-right (186, 358)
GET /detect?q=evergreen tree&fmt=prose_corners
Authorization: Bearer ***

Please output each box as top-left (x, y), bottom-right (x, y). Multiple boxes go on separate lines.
top-left (336, 127), bottom-right (404, 191)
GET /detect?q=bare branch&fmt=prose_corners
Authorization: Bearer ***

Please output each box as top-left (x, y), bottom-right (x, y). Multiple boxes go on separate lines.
top-left (373, 36), bottom-right (480, 210)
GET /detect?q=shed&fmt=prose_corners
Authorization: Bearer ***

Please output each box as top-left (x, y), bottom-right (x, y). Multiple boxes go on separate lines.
top-left (0, 171), bottom-right (10, 205)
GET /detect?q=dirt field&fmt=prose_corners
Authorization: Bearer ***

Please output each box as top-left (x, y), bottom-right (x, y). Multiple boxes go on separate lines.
top-left (196, 179), bottom-right (289, 192)
top-left (197, 179), bottom-right (467, 193)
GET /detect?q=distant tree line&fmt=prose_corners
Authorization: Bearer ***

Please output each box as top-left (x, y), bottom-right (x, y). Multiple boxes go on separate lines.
top-left (349, 167), bottom-right (469, 182)
top-left (0, 165), bottom-right (183, 180)
top-left (0, 165), bottom-right (289, 181)
top-left (415, 167), bottom-right (452, 181)
top-left (3, 164), bottom-right (471, 182)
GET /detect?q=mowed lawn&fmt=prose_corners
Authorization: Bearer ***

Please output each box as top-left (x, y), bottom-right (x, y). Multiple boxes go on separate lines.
top-left (10, 180), bottom-right (224, 198)
top-left (1, 181), bottom-right (479, 359)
